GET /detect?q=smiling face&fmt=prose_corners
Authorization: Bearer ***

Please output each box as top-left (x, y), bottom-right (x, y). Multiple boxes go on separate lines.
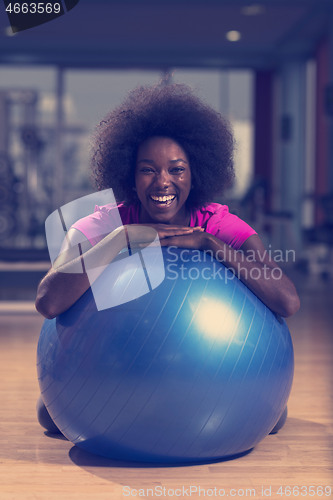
top-left (135, 136), bottom-right (192, 225)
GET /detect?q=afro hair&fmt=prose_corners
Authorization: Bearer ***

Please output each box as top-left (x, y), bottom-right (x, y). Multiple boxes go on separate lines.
top-left (90, 83), bottom-right (235, 208)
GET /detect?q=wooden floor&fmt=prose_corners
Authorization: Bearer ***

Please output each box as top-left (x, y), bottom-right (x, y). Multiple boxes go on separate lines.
top-left (0, 272), bottom-right (332, 500)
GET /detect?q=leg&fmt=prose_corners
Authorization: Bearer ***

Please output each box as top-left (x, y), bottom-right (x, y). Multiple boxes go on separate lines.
top-left (36, 395), bottom-right (62, 434)
top-left (269, 407), bottom-right (288, 434)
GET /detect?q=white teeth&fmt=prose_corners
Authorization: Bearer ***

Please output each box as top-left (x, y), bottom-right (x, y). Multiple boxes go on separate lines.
top-left (151, 195), bottom-right (175, 202)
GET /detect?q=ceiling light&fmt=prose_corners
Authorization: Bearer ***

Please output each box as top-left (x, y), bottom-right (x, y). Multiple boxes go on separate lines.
top-left (4, 26), bottom-right (17, 36)
top-left (241, 4), bottom-right (265, 16)
top-left (226, 30), bottom-right (242, 42)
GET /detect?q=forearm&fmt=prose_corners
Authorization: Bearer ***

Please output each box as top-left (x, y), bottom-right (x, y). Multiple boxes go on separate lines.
top-left (204, 234), bottom-right (300, 317)
top-left (35, 269), bottom-right (91, 319)
top-left (35, 227), bottom-right (128, 319)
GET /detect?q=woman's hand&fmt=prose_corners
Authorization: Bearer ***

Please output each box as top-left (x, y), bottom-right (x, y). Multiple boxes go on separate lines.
top-left (125, 224), bottom-right (204, 246)
top-left (159, 230), bottom-right (209, 250)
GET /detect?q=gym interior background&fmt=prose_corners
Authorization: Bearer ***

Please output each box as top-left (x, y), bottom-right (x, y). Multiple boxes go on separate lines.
top-left (0, 0), bottom-right (333, 299)
top-left (0, 1), bottom-right (332, 498)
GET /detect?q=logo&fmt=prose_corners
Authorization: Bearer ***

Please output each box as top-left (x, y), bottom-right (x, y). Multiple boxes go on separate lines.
top-left (45, 189), bottom-right (165, 311)
top-left (3, 0), bottom-right (80, 33)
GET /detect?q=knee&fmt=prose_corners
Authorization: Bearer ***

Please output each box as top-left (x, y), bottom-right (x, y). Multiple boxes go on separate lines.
top-left (269, 407), bottom-right (288, 435)
top-left (36, 396), bottom-right (61, 434)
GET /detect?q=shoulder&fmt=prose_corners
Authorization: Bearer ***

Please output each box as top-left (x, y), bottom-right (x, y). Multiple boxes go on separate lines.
top-left (190, 203), bottom-right (231, 225)
top-left (94, 202), bottom-right (139, 223)
top-left (72, 202), bottom-right (139, 245)
top-left (192, 202), bottom-right (257, 250)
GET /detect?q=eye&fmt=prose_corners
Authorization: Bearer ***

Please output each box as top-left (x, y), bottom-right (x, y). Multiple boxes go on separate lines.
top-left (139, 166), bottom-right (155, 174)
top-left (170, 166), bottom-right (185, 174)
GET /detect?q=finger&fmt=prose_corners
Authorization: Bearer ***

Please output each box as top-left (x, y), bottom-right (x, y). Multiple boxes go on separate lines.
top-left (157, 229), bottom-right (193, 238)
top-left (130, 240), bottom-right (161, 250)
top-left (160, 226), bottom-right (194, 232)
top-left (162, 227), bottom-right (203, 233)
top-left (165, 226), bottom-right (202, 231)
top-left (160, 235), bottom-right (189, 246)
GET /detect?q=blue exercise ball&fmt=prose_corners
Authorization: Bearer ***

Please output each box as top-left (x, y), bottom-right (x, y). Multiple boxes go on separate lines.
top-left (37, 247), bottom-right (294, 463)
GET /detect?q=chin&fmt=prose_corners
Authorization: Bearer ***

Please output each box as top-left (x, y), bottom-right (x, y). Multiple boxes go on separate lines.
top-left (144, 207), bottom-right (177, 223)
top-left (151, 214), bottom-right (174, 224)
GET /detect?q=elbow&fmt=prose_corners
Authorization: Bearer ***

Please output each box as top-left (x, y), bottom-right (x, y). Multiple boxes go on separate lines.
top-left (35, 297), bottom-right (56, 320)
top-left (279, 292), bottom-right (301, 318)
top-left (35, 289), bottom-right (57, 320)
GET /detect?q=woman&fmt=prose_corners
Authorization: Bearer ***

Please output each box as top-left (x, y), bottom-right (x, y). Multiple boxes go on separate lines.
top-left (36, 83), bottom-right (299, 434)
top-left (36, 83), bottom-right (300, 320)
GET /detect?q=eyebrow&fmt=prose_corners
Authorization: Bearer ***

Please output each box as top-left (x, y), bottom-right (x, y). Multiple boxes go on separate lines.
top-left (137, 159), bottom-right (188, 164)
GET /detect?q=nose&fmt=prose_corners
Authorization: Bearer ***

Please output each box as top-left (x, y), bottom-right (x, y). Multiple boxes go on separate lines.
top-left (155, 170), bottom-right (171, 189)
